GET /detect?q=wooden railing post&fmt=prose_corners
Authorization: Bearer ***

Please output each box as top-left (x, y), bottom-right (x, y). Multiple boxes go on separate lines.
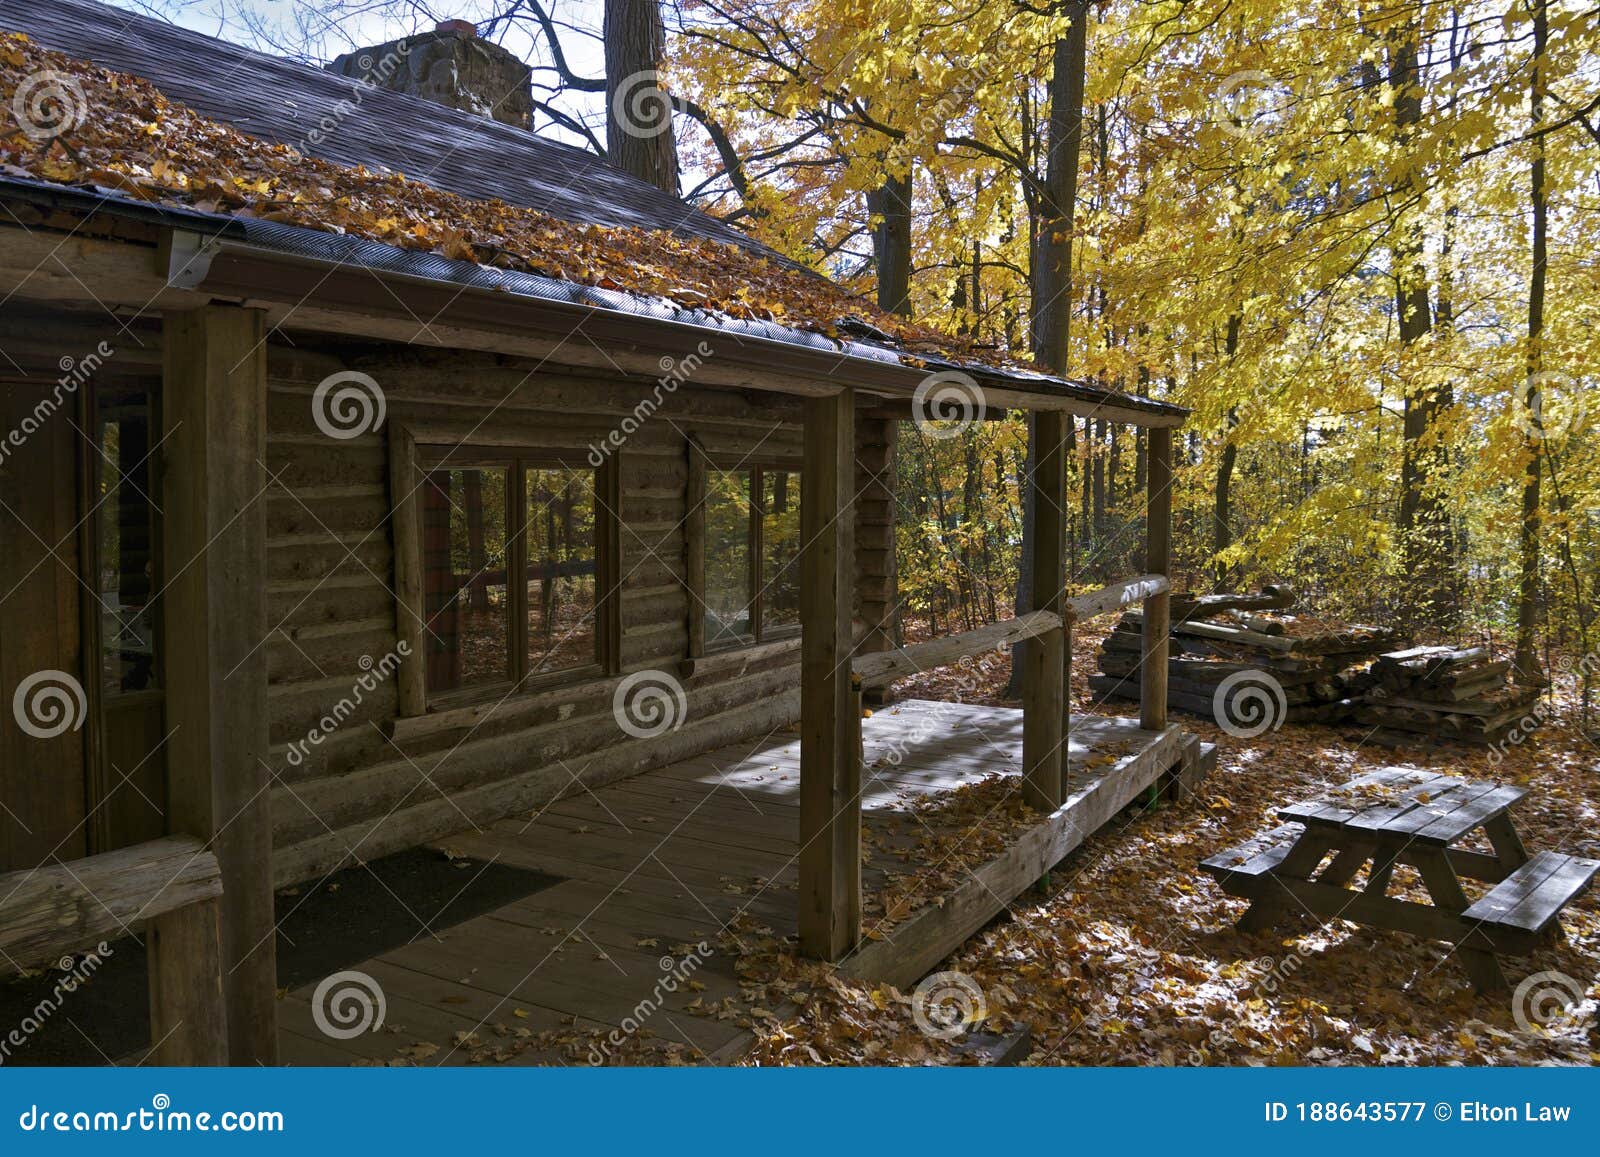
top-left (1022, 411), bottom-right (1068, 811)
top-left (1142, 427), bottom-right (1173, 731)
top-left (163, 306), bottom-right (277, 1065)
top-left (798, 389), bottom-right (860, 960)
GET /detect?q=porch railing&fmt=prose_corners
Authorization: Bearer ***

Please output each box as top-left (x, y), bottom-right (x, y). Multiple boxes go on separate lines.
top-left (0, 835), bottom-right (225, 1064)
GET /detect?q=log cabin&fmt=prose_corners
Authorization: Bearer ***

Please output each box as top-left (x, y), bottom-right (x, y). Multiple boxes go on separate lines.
top-left (0, 0), bottom-right (1198, 1064)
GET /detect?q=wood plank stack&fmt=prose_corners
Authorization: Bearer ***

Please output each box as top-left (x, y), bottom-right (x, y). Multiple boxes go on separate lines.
top-left (1090, 587), bottom-right (1405, 727)
top-left (1357, 646), bottom-right (1539, 747)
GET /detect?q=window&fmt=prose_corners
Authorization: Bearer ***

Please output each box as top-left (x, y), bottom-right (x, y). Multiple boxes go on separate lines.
top-left (698, 462), bottom-right (802, 649)
top-left (96, 390), bottom-right (161, 695)
top-left (417, 450), bottom-right (614, 701)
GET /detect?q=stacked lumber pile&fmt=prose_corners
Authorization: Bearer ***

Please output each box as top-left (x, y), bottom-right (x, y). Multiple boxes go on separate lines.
top-left (1090, 587), bottom-right (1405, 726)
top-left (1357, 646), bottom-right (1539, 747)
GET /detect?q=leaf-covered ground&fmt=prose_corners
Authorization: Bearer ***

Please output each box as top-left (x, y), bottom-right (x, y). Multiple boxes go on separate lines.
top-left (737, 627), bottom-right (1600, 1067)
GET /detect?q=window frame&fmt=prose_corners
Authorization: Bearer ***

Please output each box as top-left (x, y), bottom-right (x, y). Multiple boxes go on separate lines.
top-left (398, 434), bottom-right (619, 714)
top-left (695, 455), bottom-right (803, 655)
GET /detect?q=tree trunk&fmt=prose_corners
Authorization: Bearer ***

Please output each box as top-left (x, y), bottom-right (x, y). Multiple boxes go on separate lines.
top-left (604, 0), bottom-right (680, 194)
top-left (1007, 2), bottom-right (1089, 697)
top-left (1214, 312), bottom-right (1242, 590)
top-left (1389, 29), bottom-right (1455, 628)
top-left (1515, 0), bottom-right (1548, 683)
top-left (868, 171), bottom-right (913, 316)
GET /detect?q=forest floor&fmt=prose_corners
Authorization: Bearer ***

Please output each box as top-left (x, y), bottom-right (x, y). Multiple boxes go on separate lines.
top-left (738, 624), bottom-right (1600, 1067)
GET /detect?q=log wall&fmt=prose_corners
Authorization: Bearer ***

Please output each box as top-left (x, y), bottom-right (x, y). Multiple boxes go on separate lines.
top-left (262, 342), bottom-right (815, 885)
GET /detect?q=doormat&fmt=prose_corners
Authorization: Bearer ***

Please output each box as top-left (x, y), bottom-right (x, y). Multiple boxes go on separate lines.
top-left (0, 848), bottom-right (562, 1065)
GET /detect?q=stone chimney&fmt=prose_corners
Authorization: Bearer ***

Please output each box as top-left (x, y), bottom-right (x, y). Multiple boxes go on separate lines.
top-left (326, 20), bottom-right (533, 129)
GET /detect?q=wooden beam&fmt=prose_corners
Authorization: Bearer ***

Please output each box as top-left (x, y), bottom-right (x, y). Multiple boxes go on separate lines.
top-left (162, 305), bottom-right (278, 1065)
top-left (1022, 411), bottom-right (1067, 811)
top-left (798, 389), bottom-right (860, 960)
top-left (1065, 573), bottom-right (1169, 623)
top-left (388, 422), bottom-right (427, 717)
top-left (1141, 428), bottom-right (1172, 732)
top-left (854, 611), bottom-right (1062, 684)
top-left (0, 836), bottom-right (221, 977)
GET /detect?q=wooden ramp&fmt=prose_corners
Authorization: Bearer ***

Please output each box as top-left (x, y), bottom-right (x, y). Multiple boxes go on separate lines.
top-left (276, 701), bottom-right (1200, 1065)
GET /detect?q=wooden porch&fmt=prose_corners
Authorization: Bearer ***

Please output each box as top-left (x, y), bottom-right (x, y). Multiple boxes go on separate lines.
top-left (276, 699), bottom-right (1202, 1065)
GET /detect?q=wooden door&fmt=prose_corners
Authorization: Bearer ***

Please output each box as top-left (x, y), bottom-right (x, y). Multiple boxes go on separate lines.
top-left (0, 381), bottom-right (88, 871)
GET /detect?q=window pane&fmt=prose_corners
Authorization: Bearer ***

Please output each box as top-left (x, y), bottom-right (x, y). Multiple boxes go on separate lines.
top-left (422, 467), bottom-right (509, 693)
top-left (761, 470), bottom-right (801, 634)
top-left (98, 393), bottom-right (158, 694)
top-left (704, 470), bottom-right (753, 645)
top-left (526, 466), bottom-right (597, 674)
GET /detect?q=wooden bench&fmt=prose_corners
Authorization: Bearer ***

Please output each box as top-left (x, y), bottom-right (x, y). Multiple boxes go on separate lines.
top-left (1463, 851), bottom-right (1600, 936)
top-left (1201, 824), bottom-right (1304, 886)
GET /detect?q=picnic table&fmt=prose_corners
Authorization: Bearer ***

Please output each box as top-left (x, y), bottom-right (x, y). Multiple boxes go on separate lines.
top-left (1201, 768), bottom-right (1600, 990)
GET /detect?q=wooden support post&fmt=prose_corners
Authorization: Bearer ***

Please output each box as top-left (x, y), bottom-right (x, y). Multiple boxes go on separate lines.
top-left (148, 896), bottom-right (227, 1065)
top-left (681, 435), bottom-right (706, 674)
top-left (162, 306), bottom-right (277, 1065)
top-left (1141, 427), bottom-right (1172, 732)
top-left (798, 389), bottom-right (859, 960)
top-left (1022, 411), bottom-right (1067, 812)
top-left (389, 422), bottom-right (427, 717)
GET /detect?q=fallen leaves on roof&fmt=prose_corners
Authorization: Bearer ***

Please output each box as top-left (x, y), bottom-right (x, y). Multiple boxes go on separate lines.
top-left (0, 31), bottom-right (988, 359)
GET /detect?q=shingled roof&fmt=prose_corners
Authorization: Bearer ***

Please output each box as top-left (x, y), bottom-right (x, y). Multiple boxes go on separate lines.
top-left (5, 0), bottom-right (780, 261)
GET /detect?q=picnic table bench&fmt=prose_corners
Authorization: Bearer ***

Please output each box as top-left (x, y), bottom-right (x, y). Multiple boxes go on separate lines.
top-left (1200, 768), bottom-right (1599, 990)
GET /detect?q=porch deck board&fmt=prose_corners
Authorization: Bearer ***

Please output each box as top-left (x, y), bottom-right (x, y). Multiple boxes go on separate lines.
top-left (277, 701), bottom-right (1185, 1066)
